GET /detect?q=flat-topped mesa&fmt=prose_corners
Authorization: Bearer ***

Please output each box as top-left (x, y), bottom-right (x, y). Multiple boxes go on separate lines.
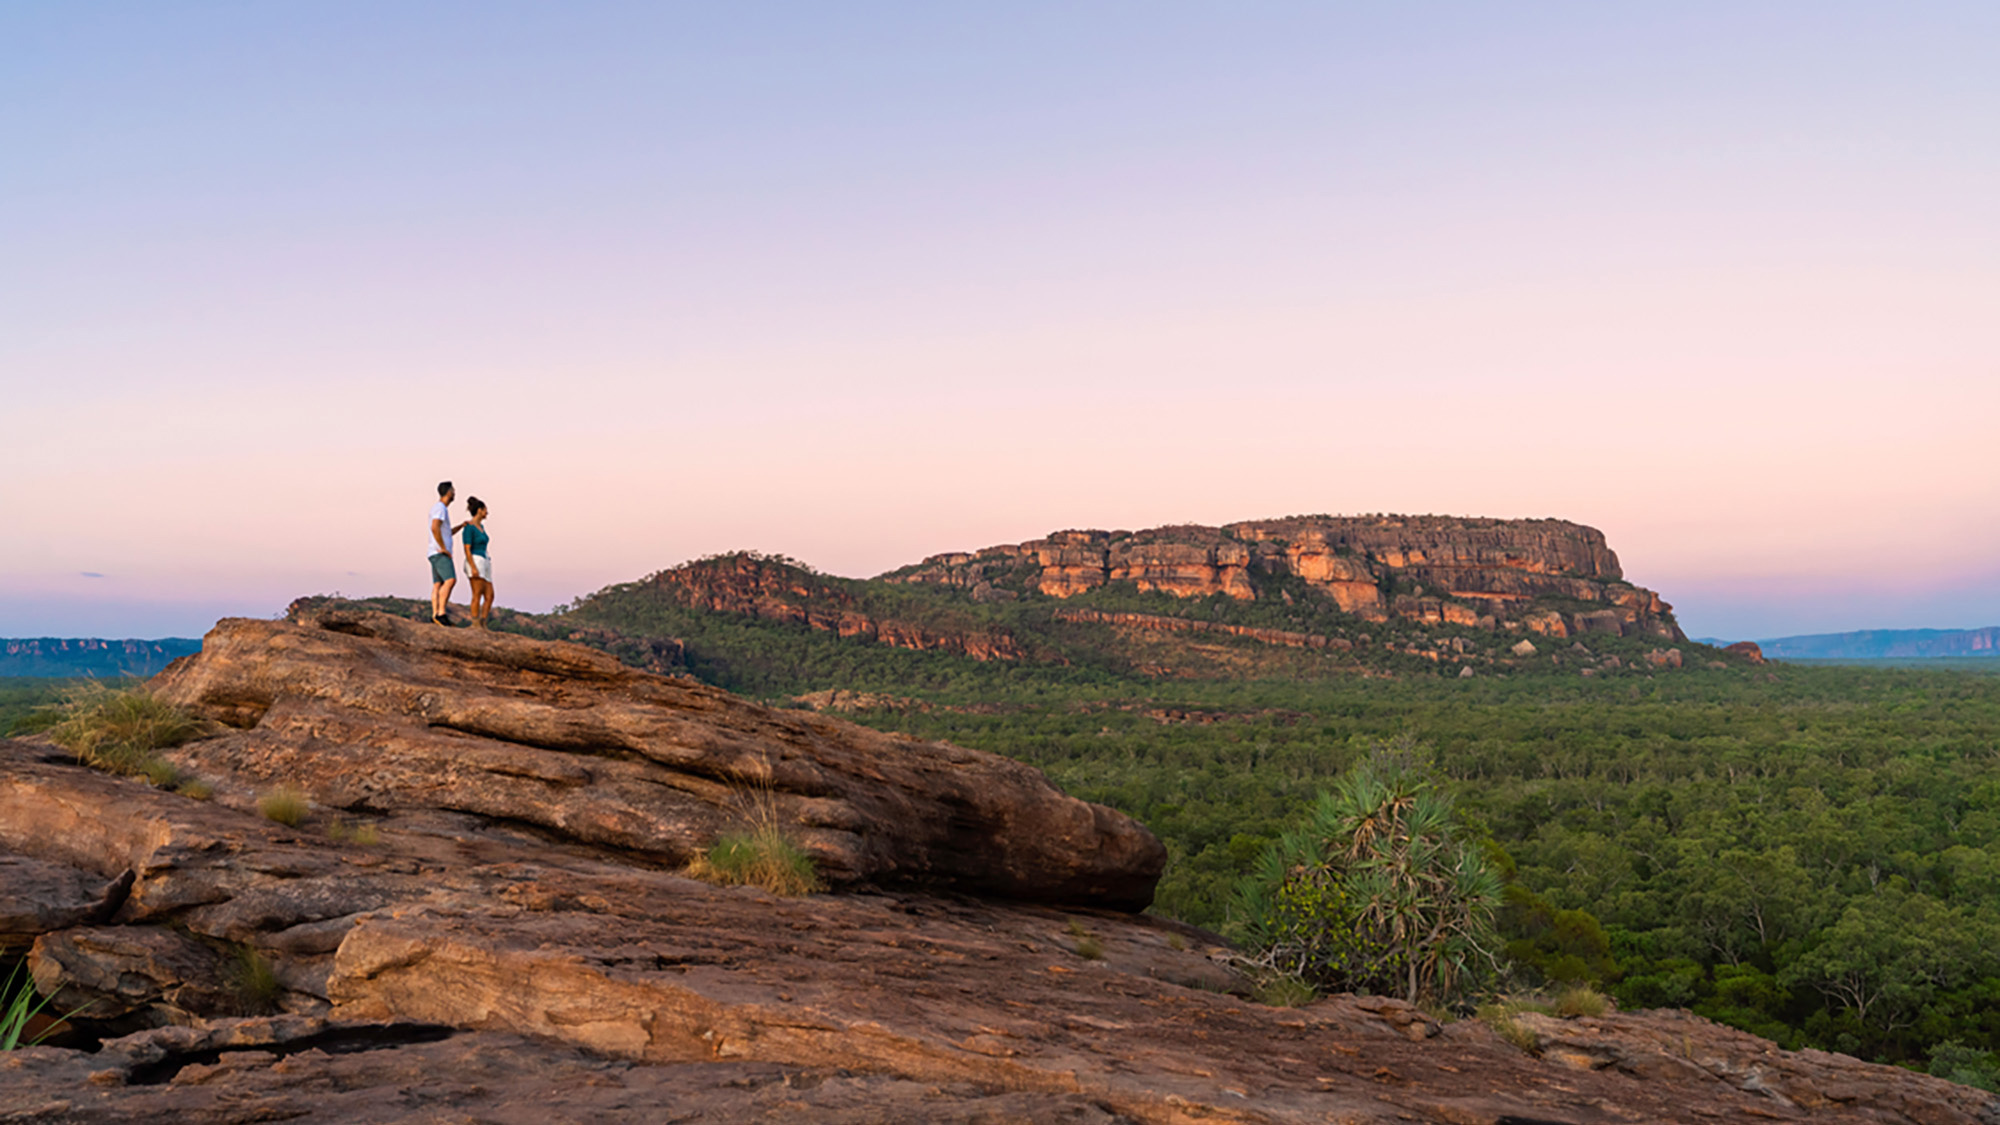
top-left (149, 609), bottom-right (1163, 909)
top-left (885, 515), bottom-right (1683, 641)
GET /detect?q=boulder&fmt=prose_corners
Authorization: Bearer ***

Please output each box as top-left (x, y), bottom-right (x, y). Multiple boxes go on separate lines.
top-left (151, 610), bottom-right (1163, 910)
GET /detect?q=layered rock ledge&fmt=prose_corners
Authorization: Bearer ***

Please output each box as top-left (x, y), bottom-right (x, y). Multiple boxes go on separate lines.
top-left (150, 609), bottom-right (1162, 908)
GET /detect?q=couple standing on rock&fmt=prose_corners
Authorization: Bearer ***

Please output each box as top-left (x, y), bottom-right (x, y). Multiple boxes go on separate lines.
top-left (428, 481), bottom-right (496, 629)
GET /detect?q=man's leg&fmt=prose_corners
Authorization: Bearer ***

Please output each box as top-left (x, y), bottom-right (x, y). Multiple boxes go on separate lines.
top-left (441, 578), bottom-right (456, 620)
top-left (432, 581), bottom-right (443, 618)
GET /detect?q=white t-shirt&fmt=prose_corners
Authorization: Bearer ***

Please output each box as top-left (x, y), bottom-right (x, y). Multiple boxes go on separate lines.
top-left (427, 501), bottom-right (452, 558)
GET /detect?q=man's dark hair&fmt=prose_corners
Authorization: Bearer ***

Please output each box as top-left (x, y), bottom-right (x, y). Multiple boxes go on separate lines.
top-left (437, 481), bottom-right (453, 497)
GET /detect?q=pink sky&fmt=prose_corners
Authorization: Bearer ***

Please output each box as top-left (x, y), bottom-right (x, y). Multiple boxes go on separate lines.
top-left (4, 4), bottom-right (1997, 640)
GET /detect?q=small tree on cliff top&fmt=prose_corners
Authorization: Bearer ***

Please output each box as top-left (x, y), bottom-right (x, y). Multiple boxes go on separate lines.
top-left (1237, 741), bottom-right (1501, 1005)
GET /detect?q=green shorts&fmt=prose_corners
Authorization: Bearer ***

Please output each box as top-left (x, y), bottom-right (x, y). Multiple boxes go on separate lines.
top-left (429, 553), bottom-right (456, 583)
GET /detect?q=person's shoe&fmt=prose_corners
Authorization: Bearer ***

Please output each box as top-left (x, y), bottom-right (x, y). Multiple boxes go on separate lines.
top-left (433, 614), bottom-right (450, 627)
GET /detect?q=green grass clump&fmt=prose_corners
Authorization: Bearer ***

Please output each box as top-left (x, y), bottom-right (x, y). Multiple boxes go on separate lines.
top-left (1, 962), bottom-right (89, 1051)
top-left (176, 779), bottom-right (213, 801)
top-left (257, 786), bottom-right (309, 827)
top-left (685, 825), bottom-right (822, 896)
top-left (44, 683), bottom-right (200, 784)
top-left (1065, 921), bottom-right (1105, 961)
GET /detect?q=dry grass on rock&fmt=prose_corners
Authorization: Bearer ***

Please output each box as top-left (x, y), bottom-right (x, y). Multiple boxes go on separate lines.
top-left (685, 825), bottom-right (822, 897)
top-left (44, 683), bottom-right (201, 786)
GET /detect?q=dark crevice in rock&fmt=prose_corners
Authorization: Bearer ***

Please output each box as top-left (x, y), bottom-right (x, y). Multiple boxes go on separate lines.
top-left (124, 1022), bottom-right (459, 1085)
top-left (85, 868), bottom-right (136, 925)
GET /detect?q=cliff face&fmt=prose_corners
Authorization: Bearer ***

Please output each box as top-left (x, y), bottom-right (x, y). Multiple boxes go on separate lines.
top-left (887, 515), bottom-right (1683, 641)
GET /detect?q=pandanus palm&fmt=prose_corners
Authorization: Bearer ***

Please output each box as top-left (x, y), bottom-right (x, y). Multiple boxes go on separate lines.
top-left (1239, 746), bottom-right (1501, 1004)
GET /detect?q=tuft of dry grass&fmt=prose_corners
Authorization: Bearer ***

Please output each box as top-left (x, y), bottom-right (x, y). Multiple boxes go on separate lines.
top-left (683, 757), bottom-right (823, 897)
top-left (1066, 921), bottom-right (1106, 961)
top-left (45, 683), bottom-right (201, 785)
top-left (685, 825), bottom-right (822, 896)
top-left (1550, 982), bottom-right (1611, 1018)
top-left (176, 779), bottom-right (213, 801)
top-left (327, 818), bottom-right (381, 846)
top-left (257, 786), bottom-right (309, 827)
top-left (229, 947), bottom-right (282, 1014)
top-left (1477, 999), bottom-right (1542, 1052)
top-left (1253, 975), bottom-right (1319, 1008)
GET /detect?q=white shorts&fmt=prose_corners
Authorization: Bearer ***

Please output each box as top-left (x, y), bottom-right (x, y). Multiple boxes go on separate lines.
top-left (468, 556), bottom-right (492, 582)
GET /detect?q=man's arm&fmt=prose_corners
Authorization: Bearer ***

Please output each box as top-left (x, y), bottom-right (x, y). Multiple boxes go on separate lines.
top-left (432, 518), bottom-right (450, 555)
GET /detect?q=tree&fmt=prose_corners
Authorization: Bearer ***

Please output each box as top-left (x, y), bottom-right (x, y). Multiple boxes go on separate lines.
top-left (1237, 743), bottom-right (1502, 1004)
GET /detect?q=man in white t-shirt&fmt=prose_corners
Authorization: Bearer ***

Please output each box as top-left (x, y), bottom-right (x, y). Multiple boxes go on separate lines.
top-left (428, 481), bottom-right (458, 625)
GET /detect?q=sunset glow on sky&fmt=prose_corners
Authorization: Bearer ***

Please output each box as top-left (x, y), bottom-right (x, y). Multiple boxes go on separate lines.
top-left (4, 3), bottom-right (1996, 639)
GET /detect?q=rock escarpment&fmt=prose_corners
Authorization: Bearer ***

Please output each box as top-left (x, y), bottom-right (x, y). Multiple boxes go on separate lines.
top-left (0, 616), bottom-right (1991, 1122)
top-left (147, 609), bottom-right (1159, 908)
top-left (886, 515), bottom-right (1683, 641)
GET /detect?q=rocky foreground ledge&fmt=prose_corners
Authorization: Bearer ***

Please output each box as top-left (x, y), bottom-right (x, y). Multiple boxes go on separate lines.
top-left (2, 616), bottom-right (1994, 1123)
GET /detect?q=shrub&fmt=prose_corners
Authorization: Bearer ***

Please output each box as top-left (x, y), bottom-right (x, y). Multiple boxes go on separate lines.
top-left (44, 684), bottom-right (200, 784)
top-left (1236, 741), bottom-right (1501, 1005)
top-left (1929, 1039), bottom-right (2000, 1093)
top-left (257, 786), bottom-right (309, 827)
top-left (176, 779), bottom-right (213, 801)
top-left (686, 825), bottom-right (821, 896)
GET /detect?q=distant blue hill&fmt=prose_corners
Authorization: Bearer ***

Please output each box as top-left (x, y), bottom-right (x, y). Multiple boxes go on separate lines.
top-left (0, 637), bottom-right (202, 678)
top-left (1756, 627), bottom-right (2000, 661)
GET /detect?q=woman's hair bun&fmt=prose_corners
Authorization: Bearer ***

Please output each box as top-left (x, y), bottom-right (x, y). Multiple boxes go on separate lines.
top-left (468, 496), bottom-right (487, 515)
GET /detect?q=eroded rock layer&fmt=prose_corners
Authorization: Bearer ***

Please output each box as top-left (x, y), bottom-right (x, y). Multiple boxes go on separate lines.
top-left (4, 736), bottom-right (1993, 1124)
top-left (148, 609), bottom-right (1162, 909)
top-left (886, 515), bottom-right (1683, 640)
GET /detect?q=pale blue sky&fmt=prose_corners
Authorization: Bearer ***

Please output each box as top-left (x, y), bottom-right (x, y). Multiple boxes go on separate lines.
top-left (4, 3), bottom-right (1996, 639)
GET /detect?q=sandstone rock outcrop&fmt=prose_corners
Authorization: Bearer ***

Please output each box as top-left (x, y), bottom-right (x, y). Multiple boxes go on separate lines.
top-left (640, 553), bottom-right (1029, 660)
top-left (886, 514), bottom-right (1684, 640)
top-left (6, 731), bottom-right (1994, 1123)
top-left (148, 609), bottom-right (1162, 908)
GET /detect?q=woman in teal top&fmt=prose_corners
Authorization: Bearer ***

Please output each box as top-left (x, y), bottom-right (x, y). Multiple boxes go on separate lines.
top-left (461, 497), bottom-right (494, 629)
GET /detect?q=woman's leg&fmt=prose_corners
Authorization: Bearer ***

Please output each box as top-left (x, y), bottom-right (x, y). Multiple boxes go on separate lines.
top-left (474, 579), bottom-right (494, 626)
